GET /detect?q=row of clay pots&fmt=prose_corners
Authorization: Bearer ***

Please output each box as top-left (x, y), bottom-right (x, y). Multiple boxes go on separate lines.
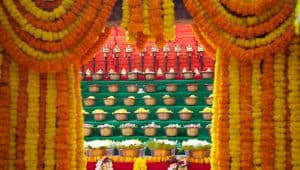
top-left (85, 111), bottom-right (213, 122)
top-left (84, 125), bottom-right (211, 137)
top-left (82, 71), bottom-right (214, 81)
top-left (88, 83), bottom-right (213, 93)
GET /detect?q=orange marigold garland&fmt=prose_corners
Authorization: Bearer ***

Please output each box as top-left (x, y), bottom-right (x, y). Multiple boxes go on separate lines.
top-left (8, 61), bottom-right (19, 170)
top-left (261, 56), bottom-right (275, 170)
top-left (0, 54), bottom-right (10, 169)
top-left (239, 60), bottom-right (253, 170)
top-left (192, 24), bottom-right (216, 58)
top-left (55, 70), bottom-right (70, 170)
top-left (216, 53), bottom-right (230, 170)
top-left (15, 66), bottom-right (28, 170)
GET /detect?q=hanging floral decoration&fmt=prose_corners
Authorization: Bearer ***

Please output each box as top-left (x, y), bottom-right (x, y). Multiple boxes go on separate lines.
top-left (0, 0), bottom-right (116, 73)
top-left (185, 0), bottom-right (295, 60)
top-left (121, 0), bottom-right (175, 49)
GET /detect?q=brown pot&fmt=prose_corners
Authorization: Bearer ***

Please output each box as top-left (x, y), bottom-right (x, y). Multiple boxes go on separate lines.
top-left (179, 112), bottom-right (193, 120)
top-left (93, 113), bottom-right (107, 121)
top-left (84, 98), bottom-right (96, 106)
top-left (144, 98), bottom-right (156, 106)
top-left (165, 72), bottom-right (176, 80)
top-left (205, 84), bottom-right (213, 92)
top-left (84, 127), bottom-right (93, 136)
top-left (123, 98), bottom-right (136, 106)
top-left (163, 97), bottom-right (176, 106)
top-left (151, 149), bottom-right (172, 157)
top-left (186, 83), bottom-right (199, 92)
top-left (186, 127), bottom-right (199, 137)
top-left (92, 73), bottom-right (104, 80)
top-left (90, 148), bottom-right (107, 157)
top-left (166, 84), bottom-right (178, 92)
top-left (144, 72), bottom-right (156, 80)
top-left (183, 71), bottom-right (194, 79)
top-left (126, 84), bottom-right (138, 93)
top-left (144, 128), bottom-right (157, 136)
top-left (109, 73), bottom-right (120, 80)
top-left (89, 84), bottom-right (100, 93)
top-left (103, 98), bottom-right (116, 106)
top-left (121, 127), bottom-right (135, 136)
top-left (119, 149), bottom-right (140, 157)
top-left (136, 112), bottom-right (149, 120)
top-left (114, 113), bottom-right (129, 121)
top-left (99, 127), bottom-right (113, 136)
top-left (201, 72), bottom-right (214, 79)
top-left (201, 112), bottom-right (212, 120)
top-left (157, 112), bottom-right (171, 120)
top-left (165, 128), bottom-right (179, 137)
top-left (205, 97), bottom-right (213, 105)
top-left (189, 149), bottom-right (210, 159)
top-left (184, 97), bottom-right (198, 105)
top-left (144, 84), bottom-right (157, 92)
top-left (128, 72), bottom-right (138, 80)
top-left (80, 73), bottom-right (85, 81)
top-left (107, 84), bottom-right (120, 93)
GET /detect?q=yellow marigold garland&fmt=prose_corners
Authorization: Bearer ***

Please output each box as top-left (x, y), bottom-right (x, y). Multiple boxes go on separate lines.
top-left (288, 38), bottom-right (300, 170)
top-left (121, 0), bottom-right (129, 30)
top-left (273, 52), bottom-right (287, 170)
top-left (44, 73), bottom-right (57, 170)
top-left (210, 49), bottom-right (221, 170)
top-left (8, 61), bottom-right (19, 170)
top-left (228, 56), bottom-right (241, 170)
top-left (251, 60), bottom-right (263, 169)
top-left (133, 158), bottom-right (147, 170)
top-left (68, 66), bottom-right (77, 169)
top-left (24, 69), bottom-right (40, 170)
top-left (0, 55), bottom-right (10, 169)
top-left (162, 0), bottom-right (175, 41)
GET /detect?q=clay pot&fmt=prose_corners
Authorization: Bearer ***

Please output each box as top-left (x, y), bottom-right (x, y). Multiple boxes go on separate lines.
top-left (186, 127), bottom-right (199, 137)
top-left (121, 127), bottom-right (135, 136)
top-left (184, 97), bottom-right (198, 105)
top-left (156, 112), bottom-right (172, 120)
top-left (166, 84), bottom-right (178, 92)
top-left (205, 84), bottom-right (213, 92)
top-left (119, 149), bottom-right (143, 157)
top-left (92, 73), bottom-right (104, 80)
top-left (144, 128), bottom-right (157, 136)
top-left (144, 84), bottom-right (157, 92)
top-left (144, 72), bottom-right (156, 80)
top-left (151, 149), bottom-right (172, 157)
top-left (201, 112), bottom-right (212, 120)
top-left (205, 97), bottom-right (213, 105)
top-left (179, 112), bottom-right (193, 120)
top-left (93, 113), bottom-right (107, 121)
top-left (127, 72), bottom-right (138, 80)
top-left (186, 83), bottom-right (199, 92)
top-left (99, 127), bottom-right (113, 136)
top-left (183, 71), bottom-right (194, 79)
top-left (84, 98), bottom-right (96, 106)
top-left (165, 72), bottom-right (176, 80)
top-left (109, 73), bottom-right (120, 80)
top-left (144, 98), bottom-right (156, 106)
top-left (201, 71), bottom-right (214, 79)
top-left (114, 113), bottom-right (129, 121)
top-left (135, 112), bottom-right (149, 120)
top-left (188, 149), bottom-right (210, 159)
top-left (107, 84), bottom-right (120, 93)
top-left (103, 98), bottom-right (116, 106)
top-left (165, 127), bottom-right (179, 137)
top-left (163, 97), bottom-right (176, 106)
top-left (123, 98), bottom-right (136, 106)
top-left (126, 84), bottom-right (138, 93)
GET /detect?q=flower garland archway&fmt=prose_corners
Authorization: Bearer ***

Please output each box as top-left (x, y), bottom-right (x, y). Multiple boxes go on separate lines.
top-left (0, 0), bottom-right (116, 169)
top-left (184, 0), bottom-right (300, 170)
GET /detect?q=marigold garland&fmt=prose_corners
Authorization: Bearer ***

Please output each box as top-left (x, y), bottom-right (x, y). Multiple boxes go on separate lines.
top-left (210, 49), bottom-right (221, 170)
top-left (273, 52), bottom-right (287, 170)
top-left (216, 51), bottom-right (230, 170)
top-left (220, 0), bottom-right (279, 16)
top-left (68, 66), bottom-right (77, 169)
top-left (251, 60), bottom-right (263, 169)
top-left (0, 55), bottom-right (10, 169)
top-left (261, 57), bottom-right (275, 170)
top-left (184, 0), bottom-right (295, 60)
top-left (288, 38), bottom-right (300, 170)
top-left (55, 70), bottom-right (70, 170)
top-left (121, 0), bottom-right (129, 30)
top-left (228, 56), bottom-right (241, 170)
top-left (37, 73), bottom-right (47, 170)
top-left (8, 61), bottom-right (19, 170)
top-left (44, 73), bottom-right (57, 170)
top-left (16, 66), bottom-right (29, 170)
top-left (142, 0), bottom-right (150, 36)
top-left (24, 69), bottom-right (40, 170)
top-left (162, 0), bottom-right (175, 41)
top-left (192, 24), bottom-right (216, 57)
top-left (239, 60), bottom-right (253, 170)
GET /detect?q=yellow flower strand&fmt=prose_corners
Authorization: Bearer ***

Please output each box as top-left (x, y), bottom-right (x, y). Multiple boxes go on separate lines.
top-left (121, 0), bottom-right (129, 30)
top-left (273, 52), bottom-right (287, 170)
top-left (0, 6), bottom-right (69, 60)
top-left (288, 38), bottom-right (300, 170)
top-left (19, 0), bottom-right (74, 21)
top-left (44, 73), bottom-right (57, 170)
top-left (162, 0), bottom-right (175, 41)
top-left (210, 49), bottom-right (221, 170)
top-left (24, 69), bottom-right (40, 170)
top-left (228, 56), bottom-right (240, 170)
top-left (3, 0), bottom-right (76, 41)
top-left (8, 61), bottom-right (19, 170)
top-left (142, 0), bottom-right (150, 36)
top-left (68, 66), bottom-right (77, 169)
top-left (251, 60), bottom-right (263, 170)
top-left (295, 1), bottom-right (300, 35)
top-left (133, 158), bottom-right (147, 170)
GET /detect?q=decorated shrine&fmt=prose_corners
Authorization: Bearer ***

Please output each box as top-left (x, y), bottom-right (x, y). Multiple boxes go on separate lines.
top-left (0, 0), bottom-right (300, 170)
